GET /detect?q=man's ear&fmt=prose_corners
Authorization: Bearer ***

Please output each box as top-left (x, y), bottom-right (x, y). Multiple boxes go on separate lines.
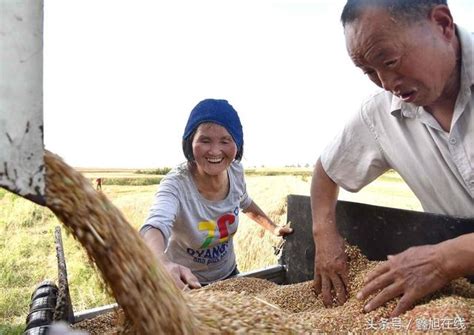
top-left (429, 5), bottom-right (455, 40)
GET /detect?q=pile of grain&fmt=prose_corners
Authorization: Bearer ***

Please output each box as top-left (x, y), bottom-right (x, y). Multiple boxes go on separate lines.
top-left (75, 250), bottom-right (473, 334)
top-left (45, 151), bottom-right (473, 334)
top-left (202, 245), bottom-right (473, 333)
top-left (73, 311), bottom-right (120, 335)
top-left (201, 276), bottom-right (277, 294)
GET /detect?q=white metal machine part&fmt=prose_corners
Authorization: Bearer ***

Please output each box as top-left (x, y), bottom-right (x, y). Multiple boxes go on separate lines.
top-left (0, 0), bottom-right (45, 205)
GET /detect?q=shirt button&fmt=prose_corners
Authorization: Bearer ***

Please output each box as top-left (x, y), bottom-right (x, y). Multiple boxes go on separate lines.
top-left (449, 138), bottom-right (457, 145)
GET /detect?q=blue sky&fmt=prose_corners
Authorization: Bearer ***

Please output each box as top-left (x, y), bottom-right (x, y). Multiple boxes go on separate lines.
top-left (43, 0), bottom-right (474, 168)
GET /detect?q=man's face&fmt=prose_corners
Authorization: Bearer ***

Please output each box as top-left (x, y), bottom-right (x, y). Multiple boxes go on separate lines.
top-left (344, 6), bottom-right (457, 107)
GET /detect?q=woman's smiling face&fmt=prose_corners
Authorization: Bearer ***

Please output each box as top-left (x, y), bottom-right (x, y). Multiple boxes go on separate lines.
top-left (192, 123), bottom-right (237, 177)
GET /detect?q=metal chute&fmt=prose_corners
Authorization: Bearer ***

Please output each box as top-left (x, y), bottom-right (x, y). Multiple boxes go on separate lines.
top-left (0, 0), bottom-right (45, 205)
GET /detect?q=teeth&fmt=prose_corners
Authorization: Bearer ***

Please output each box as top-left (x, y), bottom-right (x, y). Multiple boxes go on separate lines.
top-left (207, 158), bottom-right (223, 163)
top-left (401, 91), bottom-right (413, 99)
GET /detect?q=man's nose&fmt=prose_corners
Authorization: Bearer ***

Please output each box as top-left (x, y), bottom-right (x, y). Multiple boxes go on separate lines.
top-left (378, 70), bottom-right (399, 92)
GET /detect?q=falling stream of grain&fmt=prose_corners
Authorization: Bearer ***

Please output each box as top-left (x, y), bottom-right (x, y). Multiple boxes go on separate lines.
top-left (44, 150), bottom-right (198, 334)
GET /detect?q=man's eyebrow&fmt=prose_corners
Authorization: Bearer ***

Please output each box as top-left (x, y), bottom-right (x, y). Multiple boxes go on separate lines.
top-left (361, 39), bottom-right (388, 61)
top-left (352, 58), bottom-right (368, 68)
top-left (369, 45), bottom-right (394, 63)
top-left (373, 50), bottom-right (387, 61)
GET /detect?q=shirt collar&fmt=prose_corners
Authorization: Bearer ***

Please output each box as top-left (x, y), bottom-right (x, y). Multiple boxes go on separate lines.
top-left (456, 25), bottom-right (474, 90)
top-left (390, 97), bottom-right (417, 119)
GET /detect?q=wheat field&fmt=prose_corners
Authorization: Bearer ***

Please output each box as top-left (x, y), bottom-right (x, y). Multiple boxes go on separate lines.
top-left (0, 168), bottom-right (420, 334)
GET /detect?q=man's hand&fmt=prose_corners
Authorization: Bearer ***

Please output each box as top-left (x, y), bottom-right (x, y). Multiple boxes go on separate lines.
top-left (313, 230), bottom-right (349, 307)
top-left (356, 244), bottom-right (450, 317)
top-left (161, 259), bottom-right (202, 290)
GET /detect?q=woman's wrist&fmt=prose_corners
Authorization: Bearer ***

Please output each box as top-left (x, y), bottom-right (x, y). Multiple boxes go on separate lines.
top-left (156, 252), bottom-right (170, 264)
top-left (271, 224), bottom-right (281, 236)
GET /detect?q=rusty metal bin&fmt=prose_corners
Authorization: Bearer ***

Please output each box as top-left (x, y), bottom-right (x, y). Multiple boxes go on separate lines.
top-left (281, 194), bottom-right (474, 284)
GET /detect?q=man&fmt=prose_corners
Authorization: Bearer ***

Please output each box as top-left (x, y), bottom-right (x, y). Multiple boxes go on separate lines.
top-left (311, 0), bottom-right (473, 317)
top-left (95, 177), bottom-right (102, 191)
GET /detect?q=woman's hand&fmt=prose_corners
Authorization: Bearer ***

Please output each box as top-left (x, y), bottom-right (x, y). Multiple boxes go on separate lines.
top-left (273, 225), bottom-right (293, 237)
top-left (160, 258), bottom-right (202, 290)
top-left (142, 228), bottom-right (201, 290)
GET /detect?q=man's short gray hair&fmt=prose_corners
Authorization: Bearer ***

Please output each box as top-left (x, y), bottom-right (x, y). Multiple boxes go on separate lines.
top-left (341, 0), bottom-right (448, 27)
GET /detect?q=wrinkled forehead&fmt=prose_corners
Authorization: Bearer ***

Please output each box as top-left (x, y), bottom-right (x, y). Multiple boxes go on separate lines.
top-left (344, 7), bottom-right (401, 56)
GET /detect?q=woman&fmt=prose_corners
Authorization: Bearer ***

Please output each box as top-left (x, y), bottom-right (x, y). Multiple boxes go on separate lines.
top-left (140, 99), bottom-right (292, 289)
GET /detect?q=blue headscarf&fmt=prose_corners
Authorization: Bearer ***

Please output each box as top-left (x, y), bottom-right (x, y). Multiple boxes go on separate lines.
top-left (182, 99), bottom-right (243, 150)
